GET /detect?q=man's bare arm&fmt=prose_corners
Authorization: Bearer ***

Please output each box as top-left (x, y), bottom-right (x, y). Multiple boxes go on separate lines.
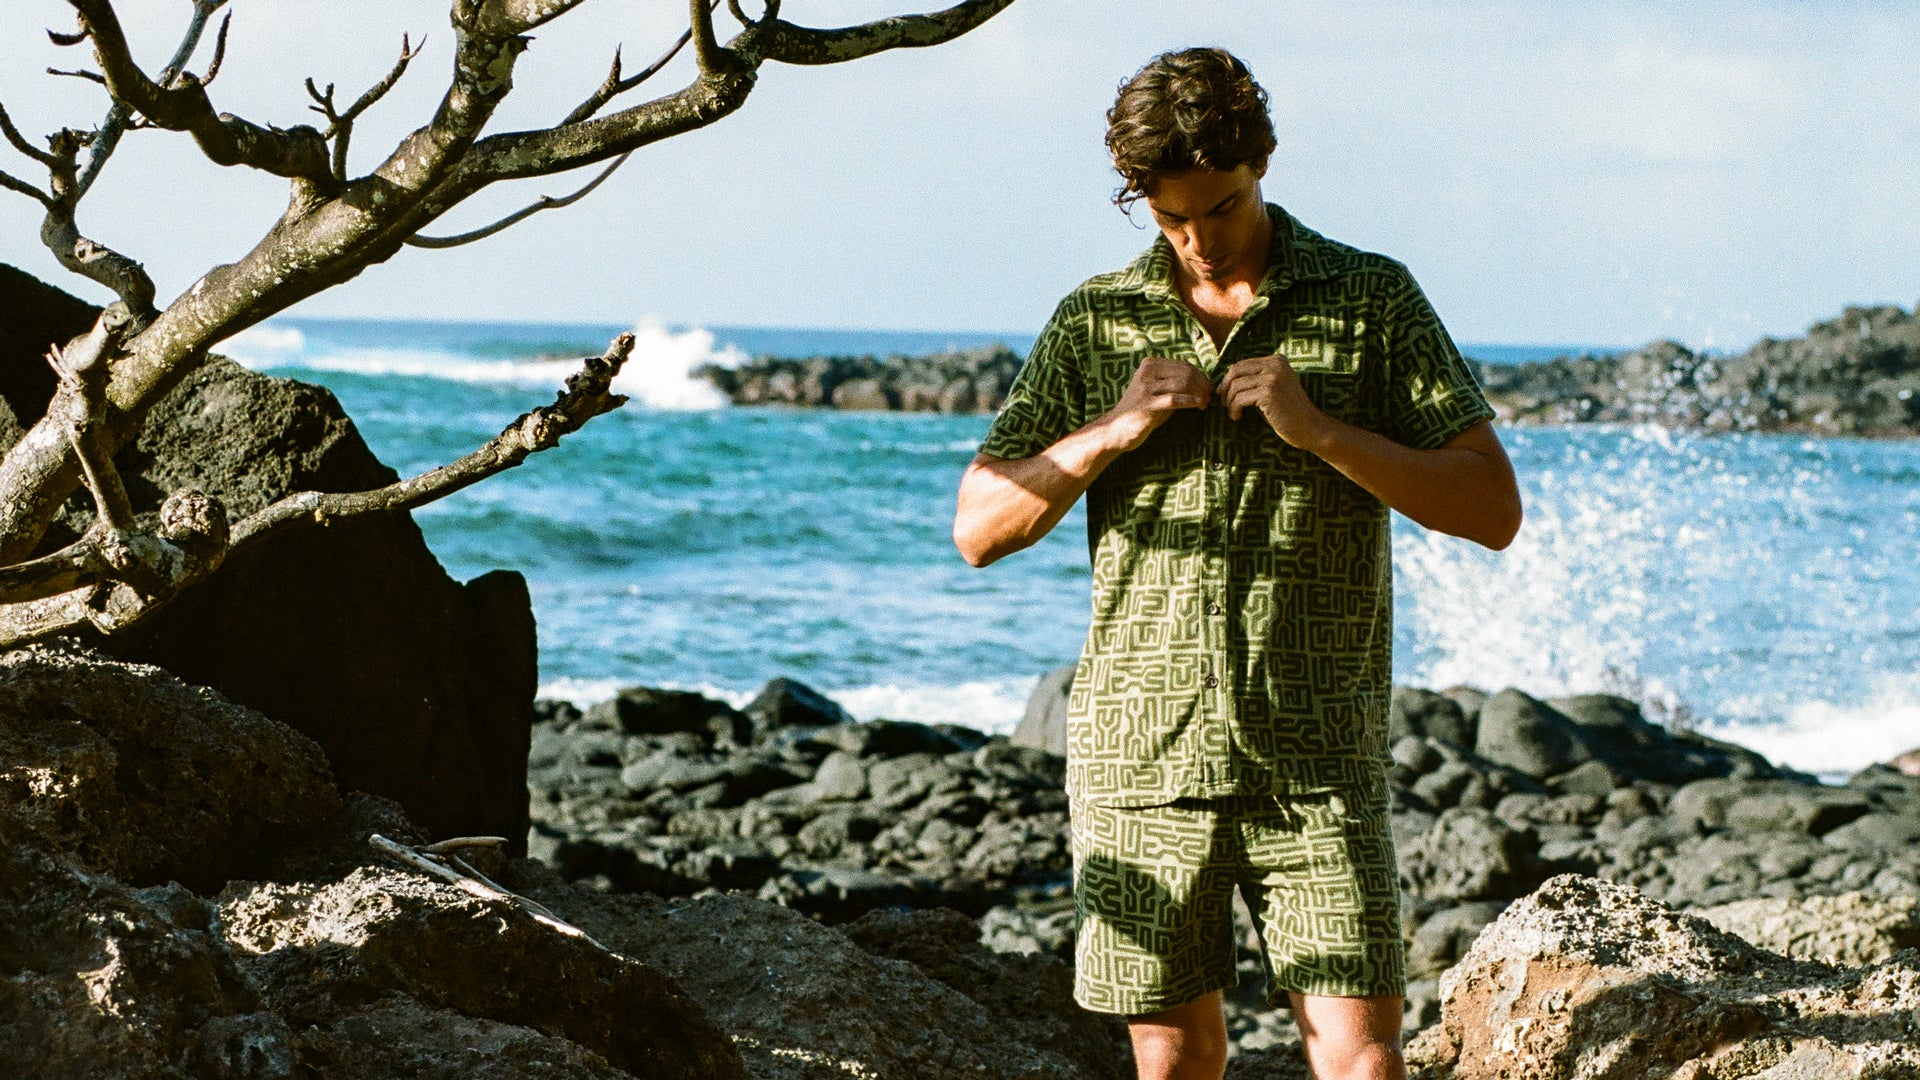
top-left (1218, 356), bottom-right (1522, 550)
top-left (954, 356), bottom-right (1209, 567)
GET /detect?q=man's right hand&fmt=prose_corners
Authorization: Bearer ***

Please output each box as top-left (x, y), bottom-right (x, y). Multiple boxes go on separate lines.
top-left (1097, 356), bottom-right (1212, 452)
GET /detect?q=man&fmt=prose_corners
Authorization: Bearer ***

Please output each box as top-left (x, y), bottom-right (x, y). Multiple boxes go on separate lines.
top-left (952, 48), bottom-right (1521, 1080)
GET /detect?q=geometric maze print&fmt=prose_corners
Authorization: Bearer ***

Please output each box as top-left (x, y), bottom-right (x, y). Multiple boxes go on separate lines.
top-left (980, 204), bottom-right (1497, 808)
top-left (1069, 786), bottom-right (1405, 1014)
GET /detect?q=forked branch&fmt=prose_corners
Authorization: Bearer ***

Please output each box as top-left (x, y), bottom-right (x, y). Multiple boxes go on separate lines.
top-left (562, 1), bottom-right (720, 126)
top-left (307, 32), bottom-right (426, 181)
top-left (65, 0), bottom-right (332, 184)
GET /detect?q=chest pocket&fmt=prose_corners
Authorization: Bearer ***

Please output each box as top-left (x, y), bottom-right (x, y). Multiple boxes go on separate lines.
top-left (1277, 312), bottom-right (1367, 423)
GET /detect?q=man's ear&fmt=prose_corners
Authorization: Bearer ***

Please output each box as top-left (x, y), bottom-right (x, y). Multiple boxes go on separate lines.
top-left (1252, 155), bottom-right (1270, 181)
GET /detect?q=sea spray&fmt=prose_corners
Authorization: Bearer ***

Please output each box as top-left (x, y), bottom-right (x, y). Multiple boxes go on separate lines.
top-left (220, 320), bottom-right (1920, 777)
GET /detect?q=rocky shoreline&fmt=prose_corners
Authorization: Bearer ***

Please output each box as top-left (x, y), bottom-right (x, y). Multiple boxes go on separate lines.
top-left (529, 672), bottom-right (1920, 1063)
top-left (694, 303), bottom-right (1920, 437)
top-left (6, 641), bottom-right (1919, 1077)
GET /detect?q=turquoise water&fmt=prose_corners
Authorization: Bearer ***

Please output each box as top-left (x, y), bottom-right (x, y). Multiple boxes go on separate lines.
top-left (224, 318), bottom-right (1920, 776)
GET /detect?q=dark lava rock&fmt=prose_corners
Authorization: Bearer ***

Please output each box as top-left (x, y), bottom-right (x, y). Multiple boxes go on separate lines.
top-left (1473, 689), bottom-right (1592, 779)
top-left (1401, 808), bottom-right (1546, 902)
top-left (745, 676), bottom-right (854, 732)
top-left (0, 641), bottom-right (340, 891)
top-left (1, 267), bottom-right (538, 850)
top-left (1392, 687), bottom-right (1475, 748)
top-left (841, 906), bottom-right (1131, 1080)
top-left (700, 345), bottom-right (1024, 414)
top-left (1471, 303), bottom-right (1920, 437)
top-left (589, 686), bottom-right (751, 744)
top-left (221, 868), bottom-right (745, 1080)
top-left (0, 812), bottom-right (273, 1080)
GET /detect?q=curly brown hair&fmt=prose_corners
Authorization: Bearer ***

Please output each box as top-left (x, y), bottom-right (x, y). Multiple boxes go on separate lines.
top-left (1105, 48), bottom-right (1277, 209)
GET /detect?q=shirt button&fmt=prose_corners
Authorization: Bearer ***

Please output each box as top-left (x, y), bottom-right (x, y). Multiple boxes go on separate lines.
top-left (1206, 602), bottom-right (1222, 616)
top-left (1204, 674), bottom-right (1219, 688)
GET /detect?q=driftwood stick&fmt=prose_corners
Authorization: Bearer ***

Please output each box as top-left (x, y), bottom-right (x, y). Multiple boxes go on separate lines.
top-left (369, 833), bottom-right (611, 952)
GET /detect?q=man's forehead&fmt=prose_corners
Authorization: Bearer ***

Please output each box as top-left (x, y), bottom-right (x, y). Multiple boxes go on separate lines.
top-left (1141, 166), bottom-right (1258, 215)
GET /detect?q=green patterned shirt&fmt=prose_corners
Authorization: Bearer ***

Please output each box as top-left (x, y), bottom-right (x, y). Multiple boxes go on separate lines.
top-left (980, 204), bottom-right (1495, 807)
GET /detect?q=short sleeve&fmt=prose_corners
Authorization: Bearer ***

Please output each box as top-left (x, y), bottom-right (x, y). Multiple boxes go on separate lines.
top-left (978, 296), bottom-right (1087, 460)
top-left (1381, 266), bottom-right (1496, 450)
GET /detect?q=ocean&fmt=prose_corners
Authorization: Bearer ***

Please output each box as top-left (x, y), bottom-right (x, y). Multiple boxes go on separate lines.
top-left (222, 316), bottom-right (1920, 779)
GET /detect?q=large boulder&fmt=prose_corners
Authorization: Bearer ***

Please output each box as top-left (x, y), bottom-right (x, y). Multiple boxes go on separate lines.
top-left (220, 867), bottom-right (743, 1080)
top-left (1406, 874), bottom-right (1920, 1079)
top-left (532, 885), bottom-right (1111, 1080)
top-left (0, 641), bottom-right (340, 890)
top-left (1, 265), bottom-right (537, 849)
top-left (0, 812), bottom-right (275, 1080)
top-left (1473, 689), bottom-right (1592, 779)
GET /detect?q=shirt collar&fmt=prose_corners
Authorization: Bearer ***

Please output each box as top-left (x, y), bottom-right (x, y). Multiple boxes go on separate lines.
top-left (1112, 202), bottom-right (1337, 300)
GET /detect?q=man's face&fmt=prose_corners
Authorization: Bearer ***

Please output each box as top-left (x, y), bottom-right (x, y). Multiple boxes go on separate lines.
top-left (1140, 162), bottom-right (1269, 286)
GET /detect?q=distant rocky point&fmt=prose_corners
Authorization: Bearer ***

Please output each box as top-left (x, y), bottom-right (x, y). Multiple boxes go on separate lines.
top-left (1474, 303), bottom-right (1920, 436)
top-left (699, 304), bottom-right (1920, 437)
top-left (696, 344), bottom-right (1021, 413)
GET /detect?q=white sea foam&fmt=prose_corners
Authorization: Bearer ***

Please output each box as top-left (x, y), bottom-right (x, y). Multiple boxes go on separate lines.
top-left (615, 318), bottom-right (743, 410)
top-left (536, 675), bottom-right (1039, 736)
top-left (1702, 671), bottom-right (1920, 778)
top-left (223, 316), bottom-right (744, 409)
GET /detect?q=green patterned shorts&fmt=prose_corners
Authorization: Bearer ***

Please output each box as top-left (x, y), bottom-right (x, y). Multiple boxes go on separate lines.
top-left (1069, 785), bottom-right (1405, 1015)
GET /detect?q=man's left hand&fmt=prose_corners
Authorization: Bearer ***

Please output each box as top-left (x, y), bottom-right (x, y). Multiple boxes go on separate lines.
top-left (1218, 355), bottom-right (1326, 449)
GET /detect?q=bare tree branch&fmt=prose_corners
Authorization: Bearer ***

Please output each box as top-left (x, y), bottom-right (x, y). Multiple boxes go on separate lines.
top-left (466, 0), bottom-right (594, 37)
top-left (405, 150), bottom-right (630, 248)
top-left (562, 1), bottom-right (720, 127)
top-left (0, 168), bottom-right (52, 207)
top-left (40, 131), bottom-right (158, 318)
top-left (66, 0), bottom-right (333, 185)
top-left (689, 0), bottom-right (730, 73)
top-left (199, 11), bottom-right (231, 85)
top-left (760, 0), bottom-right (1012, 65)
top-left (0, 101), bottom-right (56, 166)
top-left (47, 67), bottom-right (106, 85)
top-left (47, 21), bottom-right (90, 48)
top-left (230, 332), bottom-right (631, 546)
top-left (727, 0), bottom-right (781, 29)
top-left (307, 33), bottom-right (424, 181)
top-left (77, 0), bottom-right (230, 197)
top-left (47, 320), bottom-right (137, 536)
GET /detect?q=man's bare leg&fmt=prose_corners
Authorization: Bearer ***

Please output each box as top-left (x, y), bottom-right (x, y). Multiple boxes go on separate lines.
top-left (1289, 993), bottom-right (1404, 1080)
top-left (1128, 990), bottom-right (1228, 1080)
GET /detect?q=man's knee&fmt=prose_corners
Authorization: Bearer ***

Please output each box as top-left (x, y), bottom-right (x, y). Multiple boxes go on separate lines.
top-left (1127, 992), bottom-right (1228, 1080)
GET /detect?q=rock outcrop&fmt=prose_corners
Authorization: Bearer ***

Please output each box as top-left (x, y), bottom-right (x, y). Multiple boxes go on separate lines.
top-left (0, 264), bottom-right (538, 848)
top-left (1473, 303), bottom-right (1920, 436)
top-left (1, 643), bottom-right (1127, 1079)
top-left (698, 345), bottom-right (1022, 413)
top-left (1405, 875), bottom-right (1920, 1079)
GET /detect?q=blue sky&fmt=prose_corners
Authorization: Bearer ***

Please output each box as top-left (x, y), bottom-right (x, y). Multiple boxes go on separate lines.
top-left (1, 1), bottom-right (1915, 349)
